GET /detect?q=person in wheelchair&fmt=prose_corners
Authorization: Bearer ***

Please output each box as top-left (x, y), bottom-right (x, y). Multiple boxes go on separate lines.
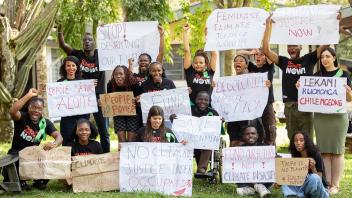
top-left (236, 125), bottom-right (272, 198)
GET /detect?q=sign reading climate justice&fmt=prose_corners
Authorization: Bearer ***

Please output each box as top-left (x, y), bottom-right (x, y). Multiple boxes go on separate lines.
top-left (97, 21), bottom-right (159, 70)
top-left (298, 76), bottom-right (347, 113)
top-left (205, 8), bottom-right (268, 51)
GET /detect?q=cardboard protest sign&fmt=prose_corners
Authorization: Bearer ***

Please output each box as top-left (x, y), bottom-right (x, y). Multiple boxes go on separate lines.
top-left (172, 116), bottom-right (222, 150)
top-left (222, 146), bottom-right (276, 183)
top-left (275, 158), bottom-right (309, 186)
top-left (100, 92), bottom-right (136, 117)
top-left (271, 5), bottom-right (340, 45)
top-left (46, 80), bottom-right (98, 118)
top-left (211, 73), bottom-right (268, 122)
top-left (120, 143), bottom-right (193, 197)
top-left (140, 88), bottom-right (192, 123)
top-left (19, 146), bottom-right (71, 180)
top-left (298, 76), bottom-right (347, 113)
top-left (97, 21), bottom-right (159, 70)
top-left (205, 8), bottom-right (268, 51)
top-left (71, 152), bottom-right (119, 193)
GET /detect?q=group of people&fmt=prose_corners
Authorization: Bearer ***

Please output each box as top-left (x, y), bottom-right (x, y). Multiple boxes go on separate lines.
top-left (2, 13), bottom-right (350, 198)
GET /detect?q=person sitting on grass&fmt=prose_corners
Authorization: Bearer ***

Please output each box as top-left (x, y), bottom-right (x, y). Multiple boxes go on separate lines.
top-left (236, 125), bottom-right (271, 198)
top-left (2, 88), bottom-right (63, 190)
top-left (281, 131), bottom-right (329, 198)
top-left (71, 118), bottom-right (103, 156)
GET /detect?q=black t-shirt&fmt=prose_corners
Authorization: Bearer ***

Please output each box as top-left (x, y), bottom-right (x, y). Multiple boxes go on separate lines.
top-left (185, 67), bottom-right (214, 104)
top-left (278, 51), bottom-right (318, 102)
top-left (10, 112), bottom-right (56, 153)
top-left (106, 80), bottom-right (143, 97)
top-left (249, 62), bottom-right (275, 104)
top-left (57, 77), bottom-right (84, 82)
top-left (133, 73), bottom-right (148, 85)
top-left (141, 78), bottom-right (176, 93)
top-left (309, 151), bottom-right (328, 187)
top-left (314, 69), bottom-right (351, 86)
top-left (70, 49), bottom-right (105, 94)
top-left (71, 140), bottom-right (103, 156)
top-left (191, 106), bottom-right (219, 118)
top-left (137, 126), bottom-right (177, 143)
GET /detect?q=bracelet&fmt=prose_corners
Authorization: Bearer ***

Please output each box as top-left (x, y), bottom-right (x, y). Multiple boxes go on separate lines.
top-left (52, 142), bottom-right (57, 146)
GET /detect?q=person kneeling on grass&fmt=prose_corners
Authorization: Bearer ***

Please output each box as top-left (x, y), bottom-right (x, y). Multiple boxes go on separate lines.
top-left (281, 131), bottom-right (329, 198)
top-left (236, 125), bottom-right (271, 198)
top-left (2, 88), bottom-right (63, 190)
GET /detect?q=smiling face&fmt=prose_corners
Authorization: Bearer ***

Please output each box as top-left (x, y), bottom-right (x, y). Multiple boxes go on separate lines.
top-left (287, 45), bottom-right (301, 60)
top-left (76, 122), bottom-right (91, 143)
top-left (83, 34), bottom-right (95, 51)
top-left (320, 50), bottom-right (336, 69)
top-left (138, 55), bottom-right (151, 74)
top-left (234, 56), bottom-right (248, 75)
top-left (294, 133), bottom-right (306, 153)
top-left (65, 61), bottom-right (77, 78)
top-left (28, 101), bottom-right (44, 123)
top-left (113, 67), bottom-right (126, 86)
top-left (195, 92), bottom-right (209, 111)
top-left (149, 63), bottom-right (163, 80)
top-left (242, 127), bottom-right (258, 145)
top-left (150, 115), bottom-right (163, 130)
top-left (193, 55), bottom-right (206, 72)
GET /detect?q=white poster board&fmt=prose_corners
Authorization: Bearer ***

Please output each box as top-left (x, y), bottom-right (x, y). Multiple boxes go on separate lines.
top-left (271, 5), bottom-right (340, 45)
top-left (298, 76), bottom-right (347, 113)
top-left (46, 80), bottom-right (98, 118)
top-left (205, 8), bottom-right (268, 51)
top-left (172, 116), bottom-right (222, 150)
top-left (97, 21), bottom-right (160, 70)
top-left (211, 73), bottom-right (268, 122)
top-left (222, 146), bottom-right (276, 183)
top-left (140, 88), bottom-right (192, 123)
top-left (120, 143), bottom-right (193, 197)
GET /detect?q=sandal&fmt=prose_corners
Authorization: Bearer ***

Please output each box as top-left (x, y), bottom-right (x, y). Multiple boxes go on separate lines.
top-left (329, 186), bottom-right (339, 195)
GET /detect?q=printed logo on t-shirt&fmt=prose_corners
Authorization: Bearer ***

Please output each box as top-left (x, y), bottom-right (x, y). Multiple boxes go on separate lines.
top-left (285, 61), bottom-right (306, 75)
top-left (74, 152), bottom-right (93, 156)
top-left (20, 125), bottom-right (38, 142)
top-left (192, 73), bottom-right (211, 85)
top-left (80, 59), bottom-right (98, 73)
top-left (152, 136), bottom-right (161, 142)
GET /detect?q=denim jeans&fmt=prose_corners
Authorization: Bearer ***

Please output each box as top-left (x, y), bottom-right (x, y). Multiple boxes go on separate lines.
top-left (281, 174), bottom-right (329, 198)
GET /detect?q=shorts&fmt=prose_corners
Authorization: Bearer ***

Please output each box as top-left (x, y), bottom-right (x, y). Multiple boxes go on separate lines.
top-left (113, 115), bottom-right (141, 133)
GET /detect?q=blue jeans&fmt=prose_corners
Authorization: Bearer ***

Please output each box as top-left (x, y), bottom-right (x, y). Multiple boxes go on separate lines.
top-left (281, 174), bottom-right (329, 198)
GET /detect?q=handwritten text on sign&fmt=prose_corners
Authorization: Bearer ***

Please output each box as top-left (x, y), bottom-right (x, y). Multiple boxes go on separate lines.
top-left (172, 116), bottom-right (222, 150)
top-left (120, 143), bottom-right (193, 197)
top-left (298, 76), bottom-right (347, 113)
top-left (271, 5), bottom-right (340, 45)
top-left (222, 146), bottom-right (276, 183)
top-left (275, 158), bottom-right (309, 186)
top-left (46, 80), bottom-right (98, 118)
top-left (204, 8), bottom-right (268, 51)
top-left (97, 21), bottom-right (159, 70)
top-left (211, 73), bottom-right (268, 122)
top-left (141, 88), bottom-right (192, 123)
top-left (100, 92), bottom-right (136, 117)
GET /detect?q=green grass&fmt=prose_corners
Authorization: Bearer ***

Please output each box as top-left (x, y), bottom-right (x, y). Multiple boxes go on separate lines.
top-left (1, 127), bottom-right (352, 197)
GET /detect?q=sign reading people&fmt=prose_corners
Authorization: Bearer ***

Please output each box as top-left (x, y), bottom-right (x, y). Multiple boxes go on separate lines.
top-left (120, 143), bottom-right (193, 197)
top-left (298, 76), bottom-right (347, 113)
top-left (211, 73), bottom-right (268, 122)
top-left (271, 4), bottom-right (340, 45)
top-left (172, 116), bottom-right (222, 150)
top-left (46, 80), bottom-right (98, 118)
top-left (140, 88), bottom-right (192, 123)
top-left (275, 158), bottom-right (309, 186)
top-left (205, 8), bottom-right (268, 51)
top-left (222, 146), bottom-right (276, 183)
top-left (97, 21), bottom-right (160, 70)
top-left (100, 92), bottom-right (136, 117)
top-left (71, 153), bottom-right (119, 193)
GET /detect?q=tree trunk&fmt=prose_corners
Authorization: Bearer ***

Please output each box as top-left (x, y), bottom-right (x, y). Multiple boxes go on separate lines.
top-left (224, 50), bottom-right (236, 76)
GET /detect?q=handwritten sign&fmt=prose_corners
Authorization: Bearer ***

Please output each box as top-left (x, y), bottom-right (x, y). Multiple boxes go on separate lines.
top-left (211, 73), bottom-right (268, 122)
top-left (46, 80), bottom-right (98, 118)
top-left (298, 76), bottom-right (347, 113)
top-left (97, 21), bottom-right (159, 70)
top-left (71, 153), bottom-right (119, 192)
top-left (19, 146), bottom-right (71, 180)
top-left (140, 88), bottom-right (192, 123)
top-left (172, 116), bottom-right (222, 150)
top-left (204, 8), bottom-right (268, 51)
top-left (100, 92), bottom-right (136, 117)
top-left (120, 143), bottom-right (193, 197)
top-left (222, 146), bottom-right (276, 183)
top-left (271, 5), bottom-right (340, 45)
top-left (275, 158), bottom-right (309, 186)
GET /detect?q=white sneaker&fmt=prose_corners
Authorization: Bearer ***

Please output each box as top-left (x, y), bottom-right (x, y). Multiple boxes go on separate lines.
top-left (254, 184), bottom-right (271, 198)
top-left (236, 186), bottom-right (255, 196)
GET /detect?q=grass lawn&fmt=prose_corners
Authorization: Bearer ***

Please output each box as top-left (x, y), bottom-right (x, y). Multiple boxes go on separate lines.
top-left (1, 127), bottom-right (352, 197)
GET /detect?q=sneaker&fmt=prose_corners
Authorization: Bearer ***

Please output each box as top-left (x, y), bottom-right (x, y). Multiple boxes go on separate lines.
top-left (32, 180), bottom-right (47, 190)
top-left (236, 186), bottom-right (255, 196)
top-left (254, 184), bottom-right (271, 198)
top-left (20, 181), bottom-right (31, 191)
